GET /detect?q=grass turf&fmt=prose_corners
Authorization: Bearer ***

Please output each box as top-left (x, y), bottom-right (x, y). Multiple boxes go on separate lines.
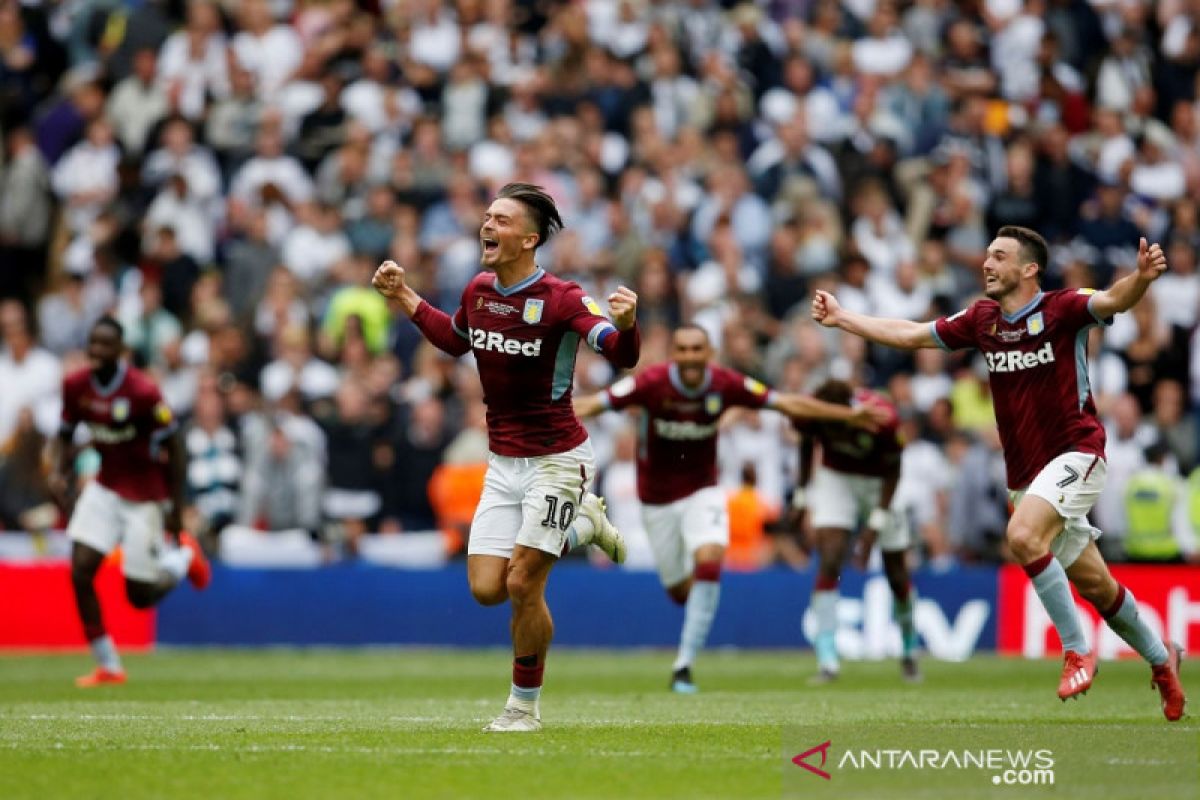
top-left (0, 649), bottom-right (1194, 800)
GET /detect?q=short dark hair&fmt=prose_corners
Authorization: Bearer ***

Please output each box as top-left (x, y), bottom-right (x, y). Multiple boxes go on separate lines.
top-left (496, 182), bottom-right (563, 249)
top-left (673, 324), bottom-right (711, 345)
top-left (93, 315), bottom-right (124, 341)
top-left (813, 379), bottom-right (854, 406)
top-left (996, 225), bottom-right (1049, 285)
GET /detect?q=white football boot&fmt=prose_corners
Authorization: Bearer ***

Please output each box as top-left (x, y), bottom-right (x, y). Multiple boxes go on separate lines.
top-left (482, 705), bottom-right (542, 733)
top-left (574, 493), bottom-right (627, 564)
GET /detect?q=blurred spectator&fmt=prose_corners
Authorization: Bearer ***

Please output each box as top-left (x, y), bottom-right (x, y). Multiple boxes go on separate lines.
top-left (0, 300), bottom-right (60, 441)
top-left (106, 47), bottom-right (168, 156)
top-left (319, 380), bottom-right (385, 553)
top-left (1097, 393), bottom-right (1155, 545)
top-left (1123, 443), bottom-right (1196, 563)
top-left (385, 396), bottom-right (451, 531)
top-left (725, 462), bottom-right (777, 571)
top-left (36, 268), bottom-right (110, 356)
top-left (119, 276), bottom-right (182, 370)
top-left (184, 381), bottom-right (241, 545)
top-left (321, 256), bottom-right (391, 357)
top-left (51, 117), bottom-right (120, 235)
top-left (0, 408), bottom-right (55, 533)
top-left (238, 399), bottom-right (326, 537)
top-left (0, 127), bottom-right (50, 302)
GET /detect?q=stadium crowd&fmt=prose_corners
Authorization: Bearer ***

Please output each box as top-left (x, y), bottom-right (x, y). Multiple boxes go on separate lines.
top-left (1, 0), bottom-right (1200, 565)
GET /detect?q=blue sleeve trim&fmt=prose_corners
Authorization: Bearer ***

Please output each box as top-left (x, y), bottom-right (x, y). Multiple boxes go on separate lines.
top-left (591, 323), bottom-right (617, 351)
top-left (451, 312), bottom-right (469, 339)
top-left (929, 321), bottom-right (952, 352)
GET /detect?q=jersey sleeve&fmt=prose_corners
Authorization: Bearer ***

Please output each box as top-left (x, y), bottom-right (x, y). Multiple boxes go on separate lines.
top-left (930, 302), bottom-right (980, 351)
top-left (1058, 288), bottom-right (1114, 330)
top-left (558, 282), bottom-right (640, 368)
top-left (411, 284), bottom-right (472, 357)
top-left (721, 369), bottom-right (773, 409)
top-left (140, 381), bottom-right (177, 440)
top-left (603, 372), bottom-right (649, 411)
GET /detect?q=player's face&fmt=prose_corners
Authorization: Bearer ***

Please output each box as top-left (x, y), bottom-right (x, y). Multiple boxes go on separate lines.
top-left (671, 329), bottom-right (713, 387)
top-left (479, 198), bottom-right (537, 270)
top-left (981, 237), bottom-right (1031, 300)
top-left (86, 325), bottom-right (122, 373)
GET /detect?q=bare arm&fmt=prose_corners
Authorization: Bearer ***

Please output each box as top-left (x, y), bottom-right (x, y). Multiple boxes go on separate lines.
top-left (573, 393), bottom-right (608, 419)
top-left (1089, 238), bottom-right (1168, 319)
top-left (770, 392), bottom-right (889, 431)
top-left (162, 431), bottom-right (187, 538)
top-left (812, 290), bottom-right (939, 350)
top-left (47, 427), bottom-right (78, 513)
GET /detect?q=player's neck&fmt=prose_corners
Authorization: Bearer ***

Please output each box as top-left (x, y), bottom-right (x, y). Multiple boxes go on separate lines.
top-left (493, 258), bottom-right (539, 290)
top-left (997, 285), bottom-right (1041, 317)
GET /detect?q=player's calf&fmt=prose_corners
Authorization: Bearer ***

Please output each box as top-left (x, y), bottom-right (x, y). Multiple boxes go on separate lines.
top-left (810, 573), bottom-right (840, 678)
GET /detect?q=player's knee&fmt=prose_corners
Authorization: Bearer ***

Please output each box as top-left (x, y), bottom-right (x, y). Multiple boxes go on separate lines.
top-left (505, 566), bottom-right (541, 605)
top-left (1005, 522), bottom-right (1046, 563)
top-left (469, 580), bottom-right (507, 606)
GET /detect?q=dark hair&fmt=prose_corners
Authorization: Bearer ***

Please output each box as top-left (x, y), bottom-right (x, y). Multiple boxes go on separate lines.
top-left (813, 379), bottom-right (853, 406)
top-left (673, 323), bottom-right (711, 345)
top-left (93, 315), bottom-right (125, 341)
top-left (496, 182), bottom-right (563, 249)
top-left (996, 225), bottom-right (1049, 285)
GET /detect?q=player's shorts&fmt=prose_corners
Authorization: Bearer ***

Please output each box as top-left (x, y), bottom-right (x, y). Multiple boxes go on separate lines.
top-left (1009, 451), bottom-right (1106, 570)
top-left (809, 467), bottom-right (910, 551)
top-left (467, 440), bottom-right (595, 559)
top-left (640, 485), bottom-right (729, 588)
top-left (67, 481), bottom-right (166, 583)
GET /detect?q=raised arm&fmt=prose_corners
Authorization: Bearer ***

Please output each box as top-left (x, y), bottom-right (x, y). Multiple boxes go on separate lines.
top-left (596, 286), bottom-right (640, 369)
top-left (812, 290), bottom-right (938, 350)
top-left (1088, 238), bottom-right (1168, 319)
top-left (372, 260), bottom-right (471, 357)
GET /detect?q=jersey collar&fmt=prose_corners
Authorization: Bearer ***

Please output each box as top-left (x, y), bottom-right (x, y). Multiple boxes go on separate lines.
top-left (668, 363), bottom-right (713, 398)
top-left (89, 361), bottom-right (127, 397)
top-left (1000, 291), bottom-right (1044, 324)
top-left (494, 267), bottom-right (545, 296)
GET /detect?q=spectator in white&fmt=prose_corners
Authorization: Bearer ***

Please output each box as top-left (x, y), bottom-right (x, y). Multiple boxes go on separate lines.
top-left (1151, 236), bottom-right (1200, 330)
top-left (342, 46), bottom-right (422, 137)
top-left (0, 127), bottom-right (52, 295)
top-left (717, 407), bottom-right (790, 510)
top-left (0, 300), bottom-right (61, 441)
top-left (232, 0), bottom-right (303, 99)
top-left (1085, 106), bottom-right (1136, 184)
top-left (850, 180), bottom-right (914, 278)
top-left (851, 0), bottom-right (913, 78)
top-left (869, 260), bottom-right (932, 321)
top-left (260, 324), bottom-right (340, 404)
top-left (282, 202), bottom-right (351, 288)
top-left (185, 379), bottom-right (242, 543)
top-left (407, 0), bottom-right (462, 75)
top-left (1096, 27), bottom-right (1153, 114)
top-left (940, 18), bottom-right (997, 98)
top-left (254, 267), bottom-right (311, 345)
top-left (1152, 379), bottom-right (1198, 473)
top-left (143, 173), bottom-right (215, 265)
top-left (204, 63), bottom-right (265, 172)
top-left (990, 0), bottom-right (1046, 102)
top-left (909, 347), bottom-right (953, 413)
top-left (566, 167), bottom-right (612, 258)
top-left (142, 116), bottom-right (223, 218)
top-left (230, 120), bottom-right (315, 241)
top-left (1129, 122), bottom-right (1187, 203)
top-left (157, 0), bottom-right (230, 120)
top-left (106, 47), bottom-right (168, 155)
top-left (37, 267), bottom-right (111, 356)
top-left (690, 164), bottom-right (772, 275)
top-left (759, 54), bottom-right (842, 145)
top-left (646, 43), bottom-right (699, 141)
top-left (237, 401), bottom-right (326, 537)
top-left (502, 76), bottom-right (549, 143)
top-left (1095, 392), bottom-right (1155, 542)
top-left (748, 110), bottom-right (841, 203)
top-left (441, 55), bottom-right (490, 151)
top-left (50, 118), bottom-right (120, 235)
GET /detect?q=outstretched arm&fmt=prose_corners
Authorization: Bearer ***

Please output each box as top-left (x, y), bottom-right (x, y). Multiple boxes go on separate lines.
top-left (1089, 238), bottom-right (1168, 319)
top-left (373, 260), bottom-right (471, 357)
top-left (574, 393), bottom-right (608, 419)
top-left (770, 392), bottom-right (889, 431)
top-left (812, 290), bottom-right (938, 350)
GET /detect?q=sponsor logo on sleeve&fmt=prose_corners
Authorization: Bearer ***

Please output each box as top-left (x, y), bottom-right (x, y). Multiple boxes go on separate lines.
top-left (581, 295), bottom-right (604, 316)
top-left (744, 377), bottom-right (768, 396)
top-left (610, 376), bottom-right (636, 398)
top-left (1076, 288), bottom-right (1096, 295)
top-left (153, 402), bottom-right (173, 425)
top-left (522, 298), bottom-right (544, 324)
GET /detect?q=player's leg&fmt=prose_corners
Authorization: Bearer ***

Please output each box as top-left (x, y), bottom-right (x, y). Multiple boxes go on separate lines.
top-left (1066, 541), bottom-right (1186, 720)
top-left (876, 506), bottom-right (920, 681)
top-left (670, 487), bottom-right (729, 693)
top-left (1008, 452), bottom-right (1104, 700)
top-left (466, 457), bottom-right (523, 605)
top-left (556, 440), bottom-right (625, 563)
top-left (66, 483), bottom-right (126, 686)
top-left (120, 499), bottom-right (204, 609)
top-left (642, 501), bottom-right (697, 688)
top-left (808, 469), bottom-right (856, 681)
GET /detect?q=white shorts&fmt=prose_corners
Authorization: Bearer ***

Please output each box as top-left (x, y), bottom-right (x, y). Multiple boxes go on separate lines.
top-left (809, 468), bottom-right (910, 551)
top-left (1009, 451), bottom-right (1106, 569)
top-left (641, 485), bottom-right (729, 588)
top-left (67, 481), bottom-right (166, 583)
top-left (467, 440), bottom-right (595, 559)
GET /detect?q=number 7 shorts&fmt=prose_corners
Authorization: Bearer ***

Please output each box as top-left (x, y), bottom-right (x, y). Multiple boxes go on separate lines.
top-left (467, 440), bottom-right (595, 558)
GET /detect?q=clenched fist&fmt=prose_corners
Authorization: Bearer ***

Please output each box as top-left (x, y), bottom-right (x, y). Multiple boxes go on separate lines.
top-left (372, 260), bottom-right (407, 300)
top-left (608, 285), bottom-right (638, 330)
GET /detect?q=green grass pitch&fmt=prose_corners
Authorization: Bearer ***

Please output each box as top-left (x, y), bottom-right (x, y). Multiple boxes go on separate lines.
top-left (0, 649), bottom-right (1194, 799)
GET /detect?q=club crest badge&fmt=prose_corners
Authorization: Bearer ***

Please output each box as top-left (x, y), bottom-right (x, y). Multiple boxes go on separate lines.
top-left (705, 393), bottom-right (723, 416)
top-left (112, 398), bottom-right (130, 422)
top-left (523, 298), bottom-right (544, 324)
top-left (1026, 312), bottom-right (1044, 336)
